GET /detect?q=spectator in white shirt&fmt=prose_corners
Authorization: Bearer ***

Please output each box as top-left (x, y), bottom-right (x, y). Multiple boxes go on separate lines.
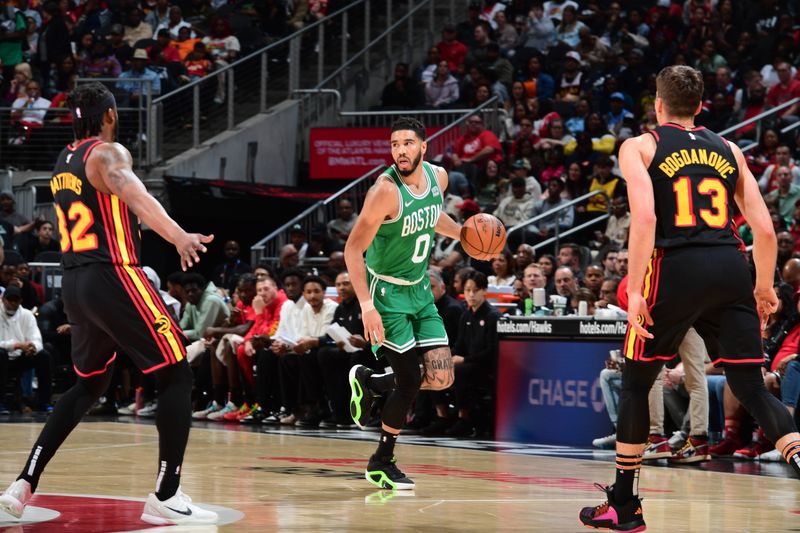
top-left (155, 6), bottom-right (194, 39)
top-left (271, 268), bottom-right (307, 425)
top-left (293, 275), bottom-right (338, 427)
top-left (0, 286), bottom-right (50, 411)
top-left (596, 196), bottom-right (630, 249)
top-left (10, 80), bottom-right (50, 145)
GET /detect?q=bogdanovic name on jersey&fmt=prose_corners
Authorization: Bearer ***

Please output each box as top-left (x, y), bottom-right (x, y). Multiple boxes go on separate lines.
top-left (657, 148), bottom-right (735, 179)
top-left (400, 203), bottom-right (442, 237)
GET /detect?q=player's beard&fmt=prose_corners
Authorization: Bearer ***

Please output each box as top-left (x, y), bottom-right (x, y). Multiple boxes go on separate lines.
top-left (395, 151), bottom-right (422, 177)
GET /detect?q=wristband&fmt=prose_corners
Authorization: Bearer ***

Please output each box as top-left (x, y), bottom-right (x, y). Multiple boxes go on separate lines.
top-left (360, 300), bottom-right (375, 312)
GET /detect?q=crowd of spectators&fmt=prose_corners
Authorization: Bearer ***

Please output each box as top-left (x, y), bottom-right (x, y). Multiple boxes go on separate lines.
top-left (0, 0), bottom-right (337, 153)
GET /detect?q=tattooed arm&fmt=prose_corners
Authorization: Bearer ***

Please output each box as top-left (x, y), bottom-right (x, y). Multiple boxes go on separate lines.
top-left (86, 142), bottom-right (213, 270)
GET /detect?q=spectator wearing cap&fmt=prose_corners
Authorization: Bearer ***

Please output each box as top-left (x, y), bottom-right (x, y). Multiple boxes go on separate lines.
top-left (425, 60), bottom-right (459, 108)
top-left (123, 7), bottom-right (153, 47)
top-left (451, 113), bottom-right (503, 185)
top-left (0, 190), bottom-right (36, 236)
top-left (556, 50), bottom-right (583, 103)
top-left (526, 178), bottom-right (573, 243)
top-left (606, 91), bottom-right (633, 136)
top-left (437, 23), bottom-right (468, 73)
top-left (493, 176), bottom-right (536, 228)
top-left (509, 158), bottom-right (542, 199)
top-left (288, 224), bottom-right (309, 262)
top-left (554, 5), bottom-right (586, 47)
top-left (108, 23), bottom-right (133, 67)
top-left (518, 54), bottom-right (555, 100)
top-left (0, 285), bottom-right (51, 412)
top-left (456, 198), bottom-right (481, 223)
top-left (117, 48), bottom-right (161, 101)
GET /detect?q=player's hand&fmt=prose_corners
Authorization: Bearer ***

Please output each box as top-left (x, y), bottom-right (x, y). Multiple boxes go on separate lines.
top-left (349, 334), bottom-right (368, 349)
top-left (362, 307), bottom-right (385, 347)
top-left (626, 292), bottom-right (654, 340)
top-left (56, 324), bottom-right (71, 335)
top-left (175, 232), bottom-right (214, 271)
top-left (754, 285), bottom-right (778, 330)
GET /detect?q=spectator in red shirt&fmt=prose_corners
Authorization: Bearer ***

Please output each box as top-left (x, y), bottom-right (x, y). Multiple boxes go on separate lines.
top-left (767, 61), bottom-right (800, 121)
top-left (451, 113), bottom-right (503, 186)
top-left (437, 23), bottom-right (467, 73)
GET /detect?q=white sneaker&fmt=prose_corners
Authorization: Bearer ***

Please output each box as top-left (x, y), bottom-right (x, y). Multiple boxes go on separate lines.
top-left (138, 401), bottom-right (158, 418)
top-left (207, 401), bottom-right (237, 421)
top-left (192, 401), bottom-right (221, 420)
top-left (117, 402), bottom-right (138, 416)
top-left (668, 430), bottom-right (687, 449)
top-left (0, 479), bottom-right (32, 519)
top-left (758, 448), bottom-right (784, 462)
top-left (592, 433), bottom-right (617, 449)
top-left (140, 487), bottom-right (218, 525)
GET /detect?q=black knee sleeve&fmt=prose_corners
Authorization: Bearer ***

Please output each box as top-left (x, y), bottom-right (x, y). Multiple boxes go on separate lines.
top-left (381, 349), bottom-right (423, 429)
top-left (726, 365), bottom-right (797, 444)
top-left (616, 360), bottom-right (664, 444)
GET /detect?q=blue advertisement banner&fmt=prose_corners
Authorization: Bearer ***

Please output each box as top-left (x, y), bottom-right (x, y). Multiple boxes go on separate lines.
top-left (496, 339), bottom-right (622, 446)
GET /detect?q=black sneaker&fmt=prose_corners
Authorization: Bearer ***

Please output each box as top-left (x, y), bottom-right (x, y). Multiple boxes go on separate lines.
top-left (239, 406), bottom-right (265, 424)
top-left (420, 417), bottom-right (451, 437)
top-left (319, 416), bottom-right (339, 428)
top-left (579, 484), bottom-right (646, 532)
top-left (349, 365), bottom-right (374, 429)
top-left (445, 418), bottom-right (475, 438)
top-left (296, 412), bottom-right (323, 427)
top-left (365, 455), bottom-right (415, 490)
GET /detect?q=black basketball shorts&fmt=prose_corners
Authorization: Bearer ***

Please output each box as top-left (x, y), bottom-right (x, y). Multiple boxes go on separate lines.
top-left (62, 263), bottom-right (187, 377)
top-left (623, 245), bottom-right (763, 367)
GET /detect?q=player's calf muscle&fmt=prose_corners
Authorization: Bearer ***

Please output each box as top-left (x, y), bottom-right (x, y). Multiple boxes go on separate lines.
top-left (421, 347), bottom-right (454, 390)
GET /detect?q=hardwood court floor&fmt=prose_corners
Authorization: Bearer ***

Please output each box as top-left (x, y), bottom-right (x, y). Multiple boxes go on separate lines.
top-left (1, 420), bottom-right (799, 532)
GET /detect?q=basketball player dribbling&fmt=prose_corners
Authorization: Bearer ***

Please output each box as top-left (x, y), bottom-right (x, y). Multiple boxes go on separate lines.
top-left (0, 83), bottom-right (218, 525)
top-left (580, 66), bottom-right (800, 531)
top-left (345, 117), bottom-right (462, 489)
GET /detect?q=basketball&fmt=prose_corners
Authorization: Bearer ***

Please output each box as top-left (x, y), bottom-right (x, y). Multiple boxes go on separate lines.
top-left (460, 213), bottom-right (507, 261)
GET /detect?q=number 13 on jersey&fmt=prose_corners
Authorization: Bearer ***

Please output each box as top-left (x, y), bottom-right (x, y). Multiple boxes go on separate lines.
top-left (55, 201), bottom-right (99, 252)
top-left (672, 176), bottom-right (728, 228)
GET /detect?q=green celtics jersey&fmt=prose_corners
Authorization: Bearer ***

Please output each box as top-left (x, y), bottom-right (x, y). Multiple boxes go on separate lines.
top-left (365, 161), bottom-right (443, 284)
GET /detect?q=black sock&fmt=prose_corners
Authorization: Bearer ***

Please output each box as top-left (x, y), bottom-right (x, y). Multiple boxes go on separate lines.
top-left (18, 371), bottom-right (113, 492)
top-left (154, 362), bottom-right (193, 501)
top-left (612, 453), bottom-right (642, 503)
top-left (374, 429), bottom-right (398, 459)
top-left (212, 385), bottom-right (226, 406)
top-left (368, 373), bottom-right (396, 394)
top-left (782, 440), bottom-right (800, 477)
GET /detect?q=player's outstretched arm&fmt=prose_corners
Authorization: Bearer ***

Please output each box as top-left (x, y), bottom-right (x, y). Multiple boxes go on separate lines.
top-left (619, 134), bottom-right (657, 339)
top-left (87, 142), bottom-right (213, 270)
top-left (433, 167), bottom-right (462, 240)
top-left (730, 140), bottom-right (778, 322)
top-left (344, 178), bottom-right (397, 346)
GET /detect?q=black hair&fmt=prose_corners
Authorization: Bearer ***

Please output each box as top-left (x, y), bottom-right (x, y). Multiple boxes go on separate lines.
top-left (238, 273), bottom-right (257, 287)
top-left (510, 176), bottom-right (526, 187)
top-left (167, 271), bottom-right (186, 286)
top-left (66, 82), bottom-right (114, 140)
top-left (182, 272), bottom-right (208, 288)
top-left (463, 269), bottom-right (488, 290)
top-left (391, 116), bottom-right (426, 141)
top-left (280, 268), bottom-right (306, 284)
top-left (302, 274), bottom-right (327, 291)
top-left (255, 262), bottom-right (277, 280)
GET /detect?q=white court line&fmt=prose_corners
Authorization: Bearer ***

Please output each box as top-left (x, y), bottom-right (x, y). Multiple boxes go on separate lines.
top-left (0, 441), bottom-right (158, 455)
top-left (417, 500), bottom-right (444, 513)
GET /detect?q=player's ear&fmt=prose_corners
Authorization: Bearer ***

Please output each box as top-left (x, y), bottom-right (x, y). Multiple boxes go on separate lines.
top-left (693, 101), bottom-right (702, 117)
top-left (421, 140), bottom-right (427, 155)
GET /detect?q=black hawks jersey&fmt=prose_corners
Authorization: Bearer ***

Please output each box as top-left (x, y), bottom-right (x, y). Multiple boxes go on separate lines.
top-left (51, 137), bottom-right (142, 269)
top-left (646, 123), bottom-right (741, 250)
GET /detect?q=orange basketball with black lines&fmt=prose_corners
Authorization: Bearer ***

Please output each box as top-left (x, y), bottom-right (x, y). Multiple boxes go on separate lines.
top-left (460, 213), bottom-right (507, 261)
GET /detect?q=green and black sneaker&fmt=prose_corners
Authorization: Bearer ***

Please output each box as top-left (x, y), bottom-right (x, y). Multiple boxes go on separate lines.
top-left (349, 364), bottom-right (374, 428)
top-left (365, 455), bottom-right (415, 490)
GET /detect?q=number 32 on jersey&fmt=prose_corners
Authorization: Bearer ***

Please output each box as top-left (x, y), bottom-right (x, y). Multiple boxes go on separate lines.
top-left (55, 201), bottom-right (99, 252)
top-left (672, 176), bottom-right (728, 228)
